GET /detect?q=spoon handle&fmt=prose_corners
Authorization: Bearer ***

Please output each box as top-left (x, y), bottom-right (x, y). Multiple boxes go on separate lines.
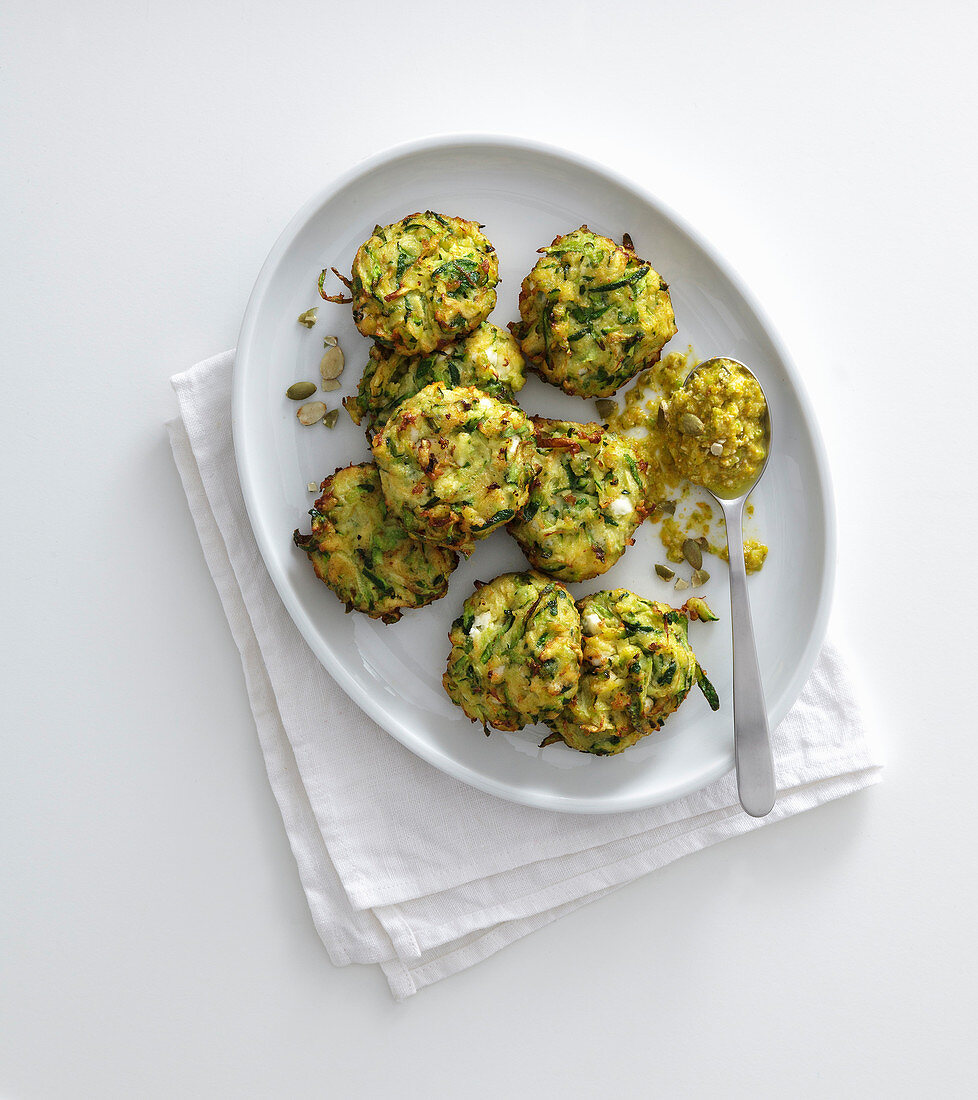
top-left (721, 497), bottom-right (776, 817)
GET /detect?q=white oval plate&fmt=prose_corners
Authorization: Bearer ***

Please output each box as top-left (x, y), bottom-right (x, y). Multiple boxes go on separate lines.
top-left (233, 135), bottom-right (835, 814)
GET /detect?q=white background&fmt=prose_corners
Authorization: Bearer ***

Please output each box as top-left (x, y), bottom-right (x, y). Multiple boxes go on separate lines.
top-left (2, 1), bottom-right (976, 1096)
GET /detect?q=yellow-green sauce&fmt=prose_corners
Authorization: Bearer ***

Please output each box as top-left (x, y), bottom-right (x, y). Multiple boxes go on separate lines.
top-left (721, 538), bottom-right (768, 573)
top-left (659, 505), bottom-right (709, 562)
top-left (605, 350), bottom-right (768, 574)
top-left (663, 358), bottom-right (768, 499)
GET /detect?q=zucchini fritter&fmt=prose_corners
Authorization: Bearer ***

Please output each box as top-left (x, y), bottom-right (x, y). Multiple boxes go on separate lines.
top-left (443, 571), bottom-right (582, 731)
top-left (510, 226), bottom-right (677, 398)
top-left (331, 212), bottom-right (499, 355)
top-left (292, 463), bottom-right (458, 624)
top-left (509, 418), bottom-right (650, 582)
top-left (371, 382), bottom-right (538, 555)
top-left (344, 322), bottom-right (526, 438)
top-left (544, 589), bottom-right (719, 755)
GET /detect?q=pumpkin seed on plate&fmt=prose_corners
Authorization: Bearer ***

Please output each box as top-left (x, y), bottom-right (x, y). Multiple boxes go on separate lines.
top-left (319, 345), bottom-right (345, 382)
top-left (682, 538), bottom-right (703, 570)
top-left (320, 379), bottom-right (341, 392)
top-left (297, 400), bottom-right (327, 426)
top-left (690, 568), bottom-right (710, 587)
top-left (322, 334), bottom-right (338, 348)
top-left (286, 381), bottom-right (317, 401)
top-left (594, 399), bottom-right (617, 420)
top-left (674, 576), bottom-right (689, 591)
top-left (695, 536), bottom-right (709, 550)
top-left (656, 403), bottom-right (668, 429)
top-left (297, 307), bottom-right (319, 328)
top-left (322, 409), bottom-right (339, 429)
top-left (679, 412), bottom-right (704, 436)
top-left (656, 499), bottom-right (676, 515)
top-left (654, 564), bottom-right (675, 581)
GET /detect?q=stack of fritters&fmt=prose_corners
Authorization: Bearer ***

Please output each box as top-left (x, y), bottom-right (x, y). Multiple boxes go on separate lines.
top-left (444, 580), bottom-right (718, 753)
top-left (296, 212), bottom-right (537, 620)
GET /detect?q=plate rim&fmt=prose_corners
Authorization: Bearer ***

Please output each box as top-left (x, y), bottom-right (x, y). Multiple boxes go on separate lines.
top-left (233, 132), bottom-right (837, 814)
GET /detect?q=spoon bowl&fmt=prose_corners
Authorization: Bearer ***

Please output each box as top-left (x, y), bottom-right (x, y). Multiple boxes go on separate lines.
top-left (680, 356), bottom-right (772, 501)
top-left (678, 356), bottom-right (775, 817)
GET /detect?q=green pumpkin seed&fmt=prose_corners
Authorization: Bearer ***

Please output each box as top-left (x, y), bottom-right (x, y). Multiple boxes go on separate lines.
top-left (690, 568), bottom-right (710, 588)
top-left (682, 538), bottom-right (703, 570)
top-left (696, 536), bottom-right (709, 550)
top-left (297, 308), bottom-right (319, 328)
top-left (654, 564), bottom-right (675, 581)
top-left (322, 334), bottom-right (338, 348)
top-left (679, 412), bottom-right (705, 435)
top-left (286, 381), bottom-right (317, 401)
top-left (674, 577), bottom-right (689, 591)
top-left (656, 403), bottom-right (668, 429)
top-left (656, 499), bottom-right (676, 515)
top-left (594, 399), bottom-right (617, 420)
top-left (297, 400), bottom-right (327, 426)
top-left (322, 409), bottom-right (339, 429)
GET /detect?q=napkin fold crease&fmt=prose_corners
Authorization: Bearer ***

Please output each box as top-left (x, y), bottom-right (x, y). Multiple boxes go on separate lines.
top-left (168, 350), bottom-right (882, 1000)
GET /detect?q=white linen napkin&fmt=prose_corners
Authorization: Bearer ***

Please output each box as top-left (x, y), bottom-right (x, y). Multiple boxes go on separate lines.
top-left (167, 350), bottom-right (882, 1000)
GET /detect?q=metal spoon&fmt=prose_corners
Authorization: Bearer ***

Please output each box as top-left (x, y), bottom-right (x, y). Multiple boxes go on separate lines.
top-left (680, 357), bottom-right (775, 817)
